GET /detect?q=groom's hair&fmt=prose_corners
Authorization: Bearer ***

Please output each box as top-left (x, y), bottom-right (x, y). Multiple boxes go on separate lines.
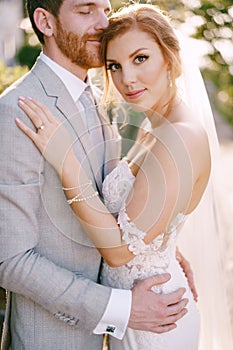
top-left (26, 0), bottom-right (65, 44)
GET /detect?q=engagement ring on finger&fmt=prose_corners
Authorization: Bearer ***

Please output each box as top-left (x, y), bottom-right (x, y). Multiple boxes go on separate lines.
top-left (37, 124), bottom-right (45, 131)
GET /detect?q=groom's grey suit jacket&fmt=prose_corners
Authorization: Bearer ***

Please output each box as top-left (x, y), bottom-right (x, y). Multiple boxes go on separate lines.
top-left (0, 59), bottom-right (121, 350)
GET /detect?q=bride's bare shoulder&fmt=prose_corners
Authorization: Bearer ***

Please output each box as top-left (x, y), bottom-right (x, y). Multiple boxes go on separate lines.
top-left (173, 119), bottom-right (209, 154)
top-left (166, 101), bottom-right (209, 152)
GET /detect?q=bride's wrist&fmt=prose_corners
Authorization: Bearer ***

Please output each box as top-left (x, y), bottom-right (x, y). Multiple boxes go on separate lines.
top-left (59, 150), bottom-right (79, 179)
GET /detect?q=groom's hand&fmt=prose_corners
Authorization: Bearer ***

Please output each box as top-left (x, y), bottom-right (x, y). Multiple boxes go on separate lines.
top-left (128, 274), bottom-right (188, 333)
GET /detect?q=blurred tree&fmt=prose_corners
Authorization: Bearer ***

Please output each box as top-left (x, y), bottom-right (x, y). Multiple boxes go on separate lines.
top-left (16, 44), bottom-right (41, 69)
top-left (189, 0), bottom-right (233, 124)
top-left (15, 0), bottom-right (41, 68)
top-left (163, 0), bottom-right (233, 125)
top-left (0, 59), bottom-right (28, 94)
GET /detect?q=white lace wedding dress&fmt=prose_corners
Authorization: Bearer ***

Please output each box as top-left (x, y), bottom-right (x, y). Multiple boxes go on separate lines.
top-left (101, 161), bottom-right (200, 350)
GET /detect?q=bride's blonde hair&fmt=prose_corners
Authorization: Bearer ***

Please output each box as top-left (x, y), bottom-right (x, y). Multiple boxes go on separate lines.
top-left (100, 3), bottom-right (182, 116)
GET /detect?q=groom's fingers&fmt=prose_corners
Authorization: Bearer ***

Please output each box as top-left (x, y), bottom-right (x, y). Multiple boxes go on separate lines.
top-left (166, 298), bottom-right (189, 316)
top-left (165, 307), bottom-right (188, 324)
top-left (135, 273), bottom-right (171, 290)
top-left (153, 324), bottom-right (177, 334)
top-left (160, 287), bottom-right (186, 307)
top-left (153, 308), bottom-right (188, 334)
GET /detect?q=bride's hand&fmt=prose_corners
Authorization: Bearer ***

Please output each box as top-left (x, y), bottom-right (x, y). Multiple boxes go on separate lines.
top-left (126, 130), bottom-right (156, 176)
top-left (16, 96), bottom-right (74, 176)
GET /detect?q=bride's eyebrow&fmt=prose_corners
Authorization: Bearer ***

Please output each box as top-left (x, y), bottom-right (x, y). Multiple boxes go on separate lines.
top-left (106, 48), bottom-right (149, 63)
top-left (129, 48), bottom-right (149, 58)
top-left (106, 59), bottom-right (117, 63)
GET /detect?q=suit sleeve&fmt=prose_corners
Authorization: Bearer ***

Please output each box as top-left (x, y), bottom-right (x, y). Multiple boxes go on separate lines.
top-left (0, 100), bottom-right (111, 331)
top-left (0, 250), bottom-right (111, 331)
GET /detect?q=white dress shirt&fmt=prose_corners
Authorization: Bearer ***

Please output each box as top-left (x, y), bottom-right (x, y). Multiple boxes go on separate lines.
top-left (39, 53), bottom-right (132, 339)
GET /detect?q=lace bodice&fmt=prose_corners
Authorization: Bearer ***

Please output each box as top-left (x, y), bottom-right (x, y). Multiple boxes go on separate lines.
top-left (102, 161), bottom-right (186, 292)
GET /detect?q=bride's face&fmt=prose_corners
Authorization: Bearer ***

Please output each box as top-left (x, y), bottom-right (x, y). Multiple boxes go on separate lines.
top-left (106, 28), bottom-right (169, 113)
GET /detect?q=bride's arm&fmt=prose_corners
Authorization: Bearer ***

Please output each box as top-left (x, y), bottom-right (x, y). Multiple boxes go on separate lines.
top-left (16, 97), bottom-right (208, 267)
top-left (16, 97), bottom-right (136, 266)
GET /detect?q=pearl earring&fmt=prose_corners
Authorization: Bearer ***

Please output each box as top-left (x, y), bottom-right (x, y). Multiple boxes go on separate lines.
top-left (167, 71), bottom-right (172, 88)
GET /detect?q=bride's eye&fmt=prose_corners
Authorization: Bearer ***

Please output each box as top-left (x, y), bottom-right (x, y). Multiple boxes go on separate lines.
top-left (134, 55), bottom-right (149, 64)
top-left (107, 63), bottom-right (121, 72)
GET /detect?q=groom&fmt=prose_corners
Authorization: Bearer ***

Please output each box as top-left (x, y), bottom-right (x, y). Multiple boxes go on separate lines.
top-left (0, 1), bottom-right (191, 349)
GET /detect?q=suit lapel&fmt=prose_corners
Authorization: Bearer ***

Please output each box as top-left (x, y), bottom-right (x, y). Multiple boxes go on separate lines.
top-left (32, 59), bottom-right (103, 192)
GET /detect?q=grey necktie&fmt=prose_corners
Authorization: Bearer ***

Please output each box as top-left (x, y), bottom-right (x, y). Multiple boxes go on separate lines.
top-left (79, 86), bottom-right (105, 182)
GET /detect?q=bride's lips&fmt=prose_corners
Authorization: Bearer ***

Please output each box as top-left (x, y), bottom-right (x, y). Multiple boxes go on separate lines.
top-left (125, 89), bottom-right (146, 100)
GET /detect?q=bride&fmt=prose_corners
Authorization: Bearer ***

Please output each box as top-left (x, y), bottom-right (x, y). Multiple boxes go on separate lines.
top-left (16, 4), bottom-right (232, 349)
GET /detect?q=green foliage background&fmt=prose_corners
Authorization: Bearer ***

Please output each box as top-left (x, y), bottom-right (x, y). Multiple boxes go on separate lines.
top-left (0, 60), bottom-right (28, 94)
top-left (191, 0), bottom-right (233, 124)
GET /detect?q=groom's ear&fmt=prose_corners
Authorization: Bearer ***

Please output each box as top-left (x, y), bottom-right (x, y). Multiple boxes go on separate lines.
top-left (33, 7), bottom-right (56, 39)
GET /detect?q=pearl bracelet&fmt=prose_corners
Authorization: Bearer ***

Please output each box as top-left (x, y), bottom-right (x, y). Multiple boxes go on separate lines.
top-left (67, 191), bottom-right (98, 205)
top-left (62, 180), bottom-right (92, 191)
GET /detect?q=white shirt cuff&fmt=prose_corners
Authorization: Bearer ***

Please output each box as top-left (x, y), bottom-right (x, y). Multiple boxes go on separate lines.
top-left (93, 288), bottom-right (132, 339)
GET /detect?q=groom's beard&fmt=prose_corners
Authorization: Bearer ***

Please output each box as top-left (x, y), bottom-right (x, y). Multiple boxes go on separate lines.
top-left (54, 19), bottom-right (103, 69)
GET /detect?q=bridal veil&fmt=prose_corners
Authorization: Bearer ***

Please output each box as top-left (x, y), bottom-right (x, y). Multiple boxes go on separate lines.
top-left (176, 32), bottom-right (233, 349)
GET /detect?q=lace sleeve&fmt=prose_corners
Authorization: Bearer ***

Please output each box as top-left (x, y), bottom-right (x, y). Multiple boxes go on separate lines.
top-left (102, 160), bottom-right (152, 255)
top-left (102, 160), bottom-right (135, 215)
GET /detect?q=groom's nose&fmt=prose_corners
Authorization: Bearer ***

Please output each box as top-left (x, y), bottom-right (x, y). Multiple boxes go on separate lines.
top-left (94, 10), bottom-right (109, 31)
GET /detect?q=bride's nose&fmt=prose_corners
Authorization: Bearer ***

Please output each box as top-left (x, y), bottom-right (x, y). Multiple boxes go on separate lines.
top-left (121, 67), bottom-right (136, 86)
